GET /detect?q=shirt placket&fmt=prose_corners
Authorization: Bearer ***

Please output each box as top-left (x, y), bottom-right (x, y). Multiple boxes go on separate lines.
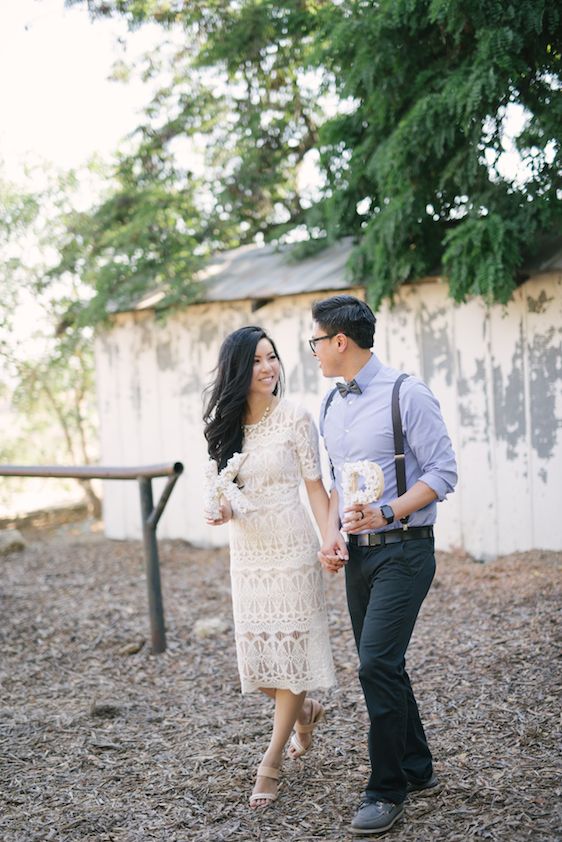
top-left (342, 393), bottom-right (358, 461)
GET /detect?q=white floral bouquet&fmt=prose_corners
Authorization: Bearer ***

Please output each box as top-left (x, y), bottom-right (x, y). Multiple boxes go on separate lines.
top-left (342, 460), bottom-right (385, 507)
top-left (204, 452), bottom-right (255, 519)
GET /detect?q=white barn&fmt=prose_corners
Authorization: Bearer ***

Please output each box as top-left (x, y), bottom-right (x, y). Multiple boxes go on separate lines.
top-left (94, 239), bottom-right (562, 560)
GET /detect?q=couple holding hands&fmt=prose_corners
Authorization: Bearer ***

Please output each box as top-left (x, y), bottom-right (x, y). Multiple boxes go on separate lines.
top-left (203, 295), bottom-right (457, 836)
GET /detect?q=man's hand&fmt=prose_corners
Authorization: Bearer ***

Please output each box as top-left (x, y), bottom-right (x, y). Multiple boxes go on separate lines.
top-left (318, 529), bottom-right (349, 574)
top-left (342, 503), bottom-right (386, 534)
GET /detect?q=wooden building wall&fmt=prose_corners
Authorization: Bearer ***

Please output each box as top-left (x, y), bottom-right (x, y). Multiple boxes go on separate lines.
top-left (94, 272), bottom-right (562, 559)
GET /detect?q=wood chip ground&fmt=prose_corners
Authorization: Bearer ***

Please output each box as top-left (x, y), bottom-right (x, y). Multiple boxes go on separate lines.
top-left (1, 524), bottom-right (560, 841)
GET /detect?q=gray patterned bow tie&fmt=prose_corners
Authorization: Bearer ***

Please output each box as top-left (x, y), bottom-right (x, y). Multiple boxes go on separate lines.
top-left (336, 379), bottom-right (362, 397)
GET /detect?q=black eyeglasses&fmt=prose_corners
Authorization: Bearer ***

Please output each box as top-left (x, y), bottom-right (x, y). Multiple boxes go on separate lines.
top-left (308, 334), bottom-right (336, 353)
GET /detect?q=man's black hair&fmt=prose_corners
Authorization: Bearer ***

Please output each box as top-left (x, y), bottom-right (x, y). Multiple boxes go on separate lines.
top-left (312, 295), bottom-right (376, 349)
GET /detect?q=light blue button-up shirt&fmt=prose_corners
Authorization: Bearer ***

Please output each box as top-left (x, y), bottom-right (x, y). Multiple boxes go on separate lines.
top-left (320, 353), bottom-right (457, 530)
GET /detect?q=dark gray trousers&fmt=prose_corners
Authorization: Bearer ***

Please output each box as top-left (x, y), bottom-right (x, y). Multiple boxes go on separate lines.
top-left (345, 537), bottom-right (436, 804)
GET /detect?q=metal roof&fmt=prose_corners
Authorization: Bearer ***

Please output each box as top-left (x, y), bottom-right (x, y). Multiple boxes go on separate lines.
top-left (130, 238), bottom-right (358, 312)
top-left (124, 235), bottom-right (562, 314)
top-left (201, 238), bottom-right (357, 301)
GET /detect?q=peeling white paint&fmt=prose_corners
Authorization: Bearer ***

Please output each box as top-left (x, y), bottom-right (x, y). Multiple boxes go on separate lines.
top-left (94, 274), bottom-right (562, 559)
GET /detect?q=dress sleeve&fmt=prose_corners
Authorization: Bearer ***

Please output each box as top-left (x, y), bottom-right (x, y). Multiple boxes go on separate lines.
top-left (294, 406), bottom-right (322, 481)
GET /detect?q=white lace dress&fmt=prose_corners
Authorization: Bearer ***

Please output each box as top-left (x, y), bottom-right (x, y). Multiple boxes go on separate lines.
top-left (229, 399), bottom-right (336, 694)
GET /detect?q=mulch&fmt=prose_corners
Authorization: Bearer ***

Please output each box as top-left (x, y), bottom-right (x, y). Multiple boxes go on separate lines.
top-left (1, 524), bottom-right (560, 841)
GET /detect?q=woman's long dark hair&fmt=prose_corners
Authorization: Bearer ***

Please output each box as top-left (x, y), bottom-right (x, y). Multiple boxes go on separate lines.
top-left (203, 326), bottom-right (285, 469)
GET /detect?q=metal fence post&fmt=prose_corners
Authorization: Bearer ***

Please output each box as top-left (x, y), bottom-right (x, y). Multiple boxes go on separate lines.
top-left (0, 462), bottom-right (183, 655)
top-left (139, 476), bottom-right (166, 654)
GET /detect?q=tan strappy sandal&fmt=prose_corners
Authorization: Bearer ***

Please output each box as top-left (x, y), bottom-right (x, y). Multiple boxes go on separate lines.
top-left (287, 699), bottom-right (325, 760)
top-left (249, 763), bottom-right (281, 809)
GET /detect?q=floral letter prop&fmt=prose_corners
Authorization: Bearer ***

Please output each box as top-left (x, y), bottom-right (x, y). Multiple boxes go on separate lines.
top-left (204, 452), bottom-right (255, 519)
top-left (342, 460), bottom-right (385, 507)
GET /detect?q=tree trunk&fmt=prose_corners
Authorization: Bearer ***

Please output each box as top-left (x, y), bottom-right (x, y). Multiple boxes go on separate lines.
top-left (79, 478), bottom-right (102, 519)
top-left (41, 378), bottom-right (102, 520)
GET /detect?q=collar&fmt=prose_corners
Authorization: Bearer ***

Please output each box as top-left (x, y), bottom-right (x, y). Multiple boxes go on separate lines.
top-left (351, 353), bottom-right (382, 392)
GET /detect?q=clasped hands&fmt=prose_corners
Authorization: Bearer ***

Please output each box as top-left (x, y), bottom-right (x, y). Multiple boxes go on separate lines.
top-left (318, 503), bottom-right (387, 574)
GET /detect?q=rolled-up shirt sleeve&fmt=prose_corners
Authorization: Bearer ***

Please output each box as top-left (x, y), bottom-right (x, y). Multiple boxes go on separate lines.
top-left (402, 379), bottom-right (457, 501)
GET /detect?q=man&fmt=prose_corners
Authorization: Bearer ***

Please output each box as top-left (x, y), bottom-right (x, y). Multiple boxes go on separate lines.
top-left (310, 295), bottom-right (457, 836)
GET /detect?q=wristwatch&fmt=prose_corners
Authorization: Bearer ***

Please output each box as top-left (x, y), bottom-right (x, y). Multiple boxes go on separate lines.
top-left (380, 504), bottom-right (395, 525)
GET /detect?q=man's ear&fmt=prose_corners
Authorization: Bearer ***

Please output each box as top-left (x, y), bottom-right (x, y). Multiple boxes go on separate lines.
top-left (335, 333), bottom-right (348, 353)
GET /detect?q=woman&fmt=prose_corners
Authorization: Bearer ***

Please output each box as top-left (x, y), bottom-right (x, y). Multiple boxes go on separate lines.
top-left (203, 326), bottom-right (335, 809)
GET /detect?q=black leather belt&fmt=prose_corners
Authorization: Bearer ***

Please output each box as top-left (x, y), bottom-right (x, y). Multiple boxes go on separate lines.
top-left (348, 525), bottom-right (434, 547)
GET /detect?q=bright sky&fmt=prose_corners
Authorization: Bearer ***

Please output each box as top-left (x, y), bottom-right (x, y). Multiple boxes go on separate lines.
top-left (0, 0), bottom-right (157, 181)
top-left (1, 0), bottom-right (536, 191)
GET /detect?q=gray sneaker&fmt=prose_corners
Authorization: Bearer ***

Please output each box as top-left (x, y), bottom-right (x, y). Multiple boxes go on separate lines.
top-left (406, 773), bottom-right (441, 797)
top-left (350, 800), bottom-right (404, 835)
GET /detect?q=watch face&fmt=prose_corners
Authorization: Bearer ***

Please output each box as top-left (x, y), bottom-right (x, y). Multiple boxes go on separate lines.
top-left (381, 505), bottom-right (394, 523)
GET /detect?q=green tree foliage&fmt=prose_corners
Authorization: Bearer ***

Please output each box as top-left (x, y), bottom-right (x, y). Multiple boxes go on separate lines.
top-left (0, 172), bottom-right (101, 513)
top-left (63, 0), bottom-right (560, 311)
top-left (57, 1), bottom-right (328, 327)
top-left (53, 161), bottom-right (209, 327)
top-left (316, 0), bottom-right (562, 305)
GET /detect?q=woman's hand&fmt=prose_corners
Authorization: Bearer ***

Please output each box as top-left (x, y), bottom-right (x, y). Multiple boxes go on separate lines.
top-left (205, 499), bottom-right (233, 526)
